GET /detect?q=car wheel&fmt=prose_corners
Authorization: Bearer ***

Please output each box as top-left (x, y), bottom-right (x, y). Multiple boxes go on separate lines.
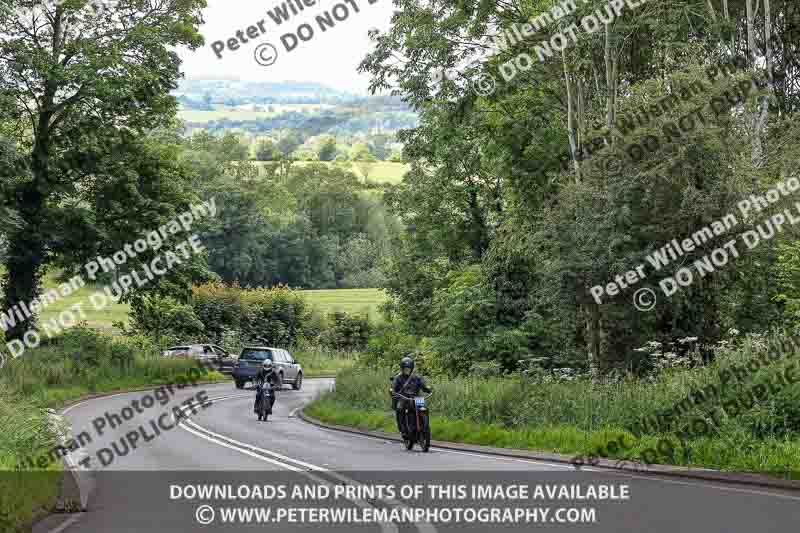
top-left (292, 372), bottom-right (303, 390)
top-left (276, 373), bottom-right (284, 390)
top-left (235, 381), bottom-right (244, 389)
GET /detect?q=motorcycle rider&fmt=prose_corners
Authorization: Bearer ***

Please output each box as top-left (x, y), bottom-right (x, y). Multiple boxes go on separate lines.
top-left (254, 359), bottom-right (278, 414)
top-left (389, 356), bottom-right (432, 438)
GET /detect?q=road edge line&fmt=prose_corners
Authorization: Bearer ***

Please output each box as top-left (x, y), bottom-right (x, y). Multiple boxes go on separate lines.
top-left (297, 408), bottom-right (800, 492)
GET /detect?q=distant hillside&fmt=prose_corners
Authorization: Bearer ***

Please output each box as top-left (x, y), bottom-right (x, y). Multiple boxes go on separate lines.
top-left (174, 79), bottom-right (399, 107)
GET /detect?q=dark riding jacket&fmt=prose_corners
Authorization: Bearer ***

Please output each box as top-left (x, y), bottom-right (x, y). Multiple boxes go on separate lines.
top-left (255, 368), bottom-right (277, 388)
top-left (391, 373), bottom-right (432, 409)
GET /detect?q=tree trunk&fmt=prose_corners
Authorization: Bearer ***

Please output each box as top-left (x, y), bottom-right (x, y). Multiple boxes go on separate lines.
top-left (604, 24), bottom-right (618, 132)
top-left (744, 0), bottom-right (768, 173)
top-left (2, 183), bottom-right (47, 341)
top-left (723, 0), bottom-right (735, 53)
top-left (584, 300), bottom-right (601, 376)
top-left (745, 0), bottom-right (757, 68)
top-left (466, 186), bottom-right (488, 260)
top-left (562, 50), bottom-right (581, 183)
top-left (751, 0), bottom-right (772, 170)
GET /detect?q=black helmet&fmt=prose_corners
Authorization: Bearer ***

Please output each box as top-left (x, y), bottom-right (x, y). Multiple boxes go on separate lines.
top-left (400, 356), bottom-right (414, 372)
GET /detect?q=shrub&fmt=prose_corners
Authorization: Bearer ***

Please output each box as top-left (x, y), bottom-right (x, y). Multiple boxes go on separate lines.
top-left (191, 282), bottom-right (311, 346)
top-left (327, 330), bottom-right (800, 445)
top-left (360, 320), bottom-right (420, 370)
top-left (122, 294), bottom-right (205, 346)
top-left (319, 312), bottom-right (372, 351)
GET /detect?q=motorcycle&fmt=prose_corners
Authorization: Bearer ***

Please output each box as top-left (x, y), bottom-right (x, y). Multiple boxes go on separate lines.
top-left (392, 390), bottom-right (433, 452)
top-left (255, 382), bottom-right (274, 422)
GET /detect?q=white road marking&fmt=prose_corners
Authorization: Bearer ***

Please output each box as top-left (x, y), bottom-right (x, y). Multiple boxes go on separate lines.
top-left (180, 394), bottom-right (436, 533)
top-left (179, 422), bottom-right (305, 471)
top-left (58, 378), bottom-right (800, 533)
top-left (180, 418), bottom-right (399, 533)
top-left (304, 419), bottom-right (578, 469)
top-left (45, 515), bottom-right (82, 533)
top-left (598, 469), bottom-right (800, 502)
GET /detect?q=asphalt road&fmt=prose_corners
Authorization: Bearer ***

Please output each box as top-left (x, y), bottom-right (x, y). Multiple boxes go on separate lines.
top-left (32, 378), bottom-right (800, 533)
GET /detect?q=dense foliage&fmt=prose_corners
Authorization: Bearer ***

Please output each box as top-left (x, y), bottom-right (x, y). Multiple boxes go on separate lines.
top-left (363, 0), bottom-right (800, 375)
top-left (181, 132), bottom-right (400, 289)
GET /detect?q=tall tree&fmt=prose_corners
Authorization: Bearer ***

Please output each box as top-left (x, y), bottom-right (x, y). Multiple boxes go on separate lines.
top-left (0, 0), bottom-right (205, 340)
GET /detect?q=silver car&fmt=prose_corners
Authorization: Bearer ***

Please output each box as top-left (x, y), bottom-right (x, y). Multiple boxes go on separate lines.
top-left (232, 346), bottom-right (303, 391)
top-left (162, 343), bottom-right (236, 374)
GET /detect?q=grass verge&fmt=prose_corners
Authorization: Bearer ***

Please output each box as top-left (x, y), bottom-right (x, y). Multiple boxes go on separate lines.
top-left (0, 328), bottom-right (229, 531)
top-left (306, 354), bottom-right (800, 478)
top-left (294, 346), bottom-right (357, 377)
top-left (0, 391), bottom-right (63, 531)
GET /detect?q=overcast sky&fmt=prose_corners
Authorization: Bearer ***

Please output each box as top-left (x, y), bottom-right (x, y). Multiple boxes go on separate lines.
top-left (176, 0), bottom-right (394, 94)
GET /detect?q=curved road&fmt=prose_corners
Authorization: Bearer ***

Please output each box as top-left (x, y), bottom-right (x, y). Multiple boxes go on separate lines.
top-left (34, 379), bottom-right (800, 533)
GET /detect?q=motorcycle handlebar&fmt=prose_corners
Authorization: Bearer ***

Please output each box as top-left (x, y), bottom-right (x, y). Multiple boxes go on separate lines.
top-left (391, 391), bottom-right (433, 401)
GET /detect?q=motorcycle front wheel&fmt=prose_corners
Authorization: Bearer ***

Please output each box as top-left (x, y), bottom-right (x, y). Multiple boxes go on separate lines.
top-left (404, 438), bottom-right (414, 450)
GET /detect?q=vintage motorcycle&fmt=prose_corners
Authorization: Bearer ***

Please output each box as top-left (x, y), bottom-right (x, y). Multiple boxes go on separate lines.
top-left (392, 390), bottom-right (433, 452)
top-left (255, 382), bottom-right (274, 422)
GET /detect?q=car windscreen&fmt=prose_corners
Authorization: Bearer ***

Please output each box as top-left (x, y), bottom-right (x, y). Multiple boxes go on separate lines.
top-left (240, 349), bottom-right (274, 361)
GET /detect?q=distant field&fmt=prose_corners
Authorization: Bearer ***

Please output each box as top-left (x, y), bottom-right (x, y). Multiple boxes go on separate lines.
top-left (2, 268), bottom-right (386, 333)
top-left (281, 161), bottom-right (409, 185)
top-left (352, 161), bottom-right (408, 184)
top-left (37, 272), bottom-right (130, 334)
top-left (0, 269), bottom-right (131, 335)
top-left (302, 288), bottom-right (388, 320)
top-left (180, 109), bottom-right (277, 123)
top-left (179, 104), bottom-right (334, 124)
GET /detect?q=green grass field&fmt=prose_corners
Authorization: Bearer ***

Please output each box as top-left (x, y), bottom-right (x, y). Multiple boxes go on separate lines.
top-left (358, 161), bottom-right (408, 185)
top-left (38, 275), bottom-right (131, 334)
top-left (179, 109), bottom-right (276, 123)
top-left (18, 273), bottom-right (387, 332)
top-left (261, 160), bottom-right (409, 185)
top-left (301, 288), bottom-right (388, 319)
top-left (1, 266), bottom-right (387, 333)
top-left (0, 269), bottom-right (130, 335)
top-left (179, 104), bottom-right (330, 123)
